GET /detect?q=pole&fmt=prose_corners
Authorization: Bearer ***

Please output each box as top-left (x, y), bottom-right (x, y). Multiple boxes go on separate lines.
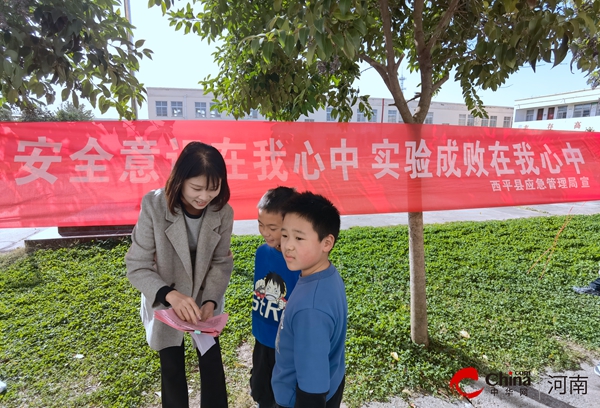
top-left (124, 0), bottom-right (138, 120)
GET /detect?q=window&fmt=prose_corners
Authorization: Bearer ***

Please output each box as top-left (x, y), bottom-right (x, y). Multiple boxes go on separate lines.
top-left (503, 116), bottom-right (512, 128)
top-left (304, 119), bottom-right (315, 122)
top-left (547, 107), bottom-right (555, 120)
top-left (573, 103), bottom-right (591, 118)
top-left (424, 112), bottom-right (433, 124)
top-left (458, 114), bottom-right (466, 126)
top-left (467, 114), bottom-right (475, 126)
top-left (481, 117), bottom-right (489, 127)
top-left (536, 108), bottom-right (544, 120)
top-left (195, 102), bottom-right (206, 118)
top-left (210, 103), bottom-right (220, 118)
top-left (369, 109), bottom-right (378, 122)
top-left (525, 110), bottom-right (534, 121)
top-left (490, 116), bottom-right (497, 127)
top-left (326, 107), bottom-right (334, 121)
top-left (156, 101), bottom-right (168, 117)
top-left (356, 111), bottom-right (366, 122)
top-left (171, 101), bottom-right (183, 117)
top-left (387, 110), bottom-right (397, 123)
top-left (556, 106), bottom-right (567, 119)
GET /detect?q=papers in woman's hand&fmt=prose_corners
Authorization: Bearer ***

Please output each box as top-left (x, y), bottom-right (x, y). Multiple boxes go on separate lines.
top-left (154, 309), bottom-right (228, 337)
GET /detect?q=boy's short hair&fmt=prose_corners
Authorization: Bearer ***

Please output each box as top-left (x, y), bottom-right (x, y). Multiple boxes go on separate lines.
top-left (257, 186), bottom-right (298, 214)
top-left (283, 192), bottom-right (340, 243)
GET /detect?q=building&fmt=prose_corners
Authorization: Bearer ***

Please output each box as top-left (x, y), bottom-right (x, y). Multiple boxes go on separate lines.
top-left (147, 87), bottom-right (514, 127)
top-left (513, 88), bottom-right (600, 132)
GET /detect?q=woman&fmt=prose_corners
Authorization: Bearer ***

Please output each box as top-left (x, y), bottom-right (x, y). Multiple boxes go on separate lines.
top-left (126, 141), bottom-right (233, 408)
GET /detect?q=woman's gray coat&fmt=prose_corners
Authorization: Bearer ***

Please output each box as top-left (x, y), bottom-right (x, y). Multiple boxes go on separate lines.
top-left (126, 188), bottom-right (234, 351)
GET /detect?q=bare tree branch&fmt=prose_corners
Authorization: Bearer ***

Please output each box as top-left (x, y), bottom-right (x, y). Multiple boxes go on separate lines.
top-left (379, 0), bottom-right (403, 96)
top-left (426, 0), bottom-right (461, 52)
top-left (406, 93), bottom-right (421, 103)
top-left (432, 72), bottom-right (450, 94)
top-left (413, 0), bottom-right (427, 56)
top-left (359, 53), bottom-right (390, 89)
top-left (393, 53), bottom-right (405, 76)
top-left (377, 0), bottom-right (412, 122)
top-left (413, 0), bottom-right (434, 123)
top-left (358, 53), bottom-right (386, 72)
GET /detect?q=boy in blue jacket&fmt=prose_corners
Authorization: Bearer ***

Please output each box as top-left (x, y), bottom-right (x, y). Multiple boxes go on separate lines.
top-left (272, 192), bottom-right (347, 408)
top-left (251, 187), bottom-right (301, 408)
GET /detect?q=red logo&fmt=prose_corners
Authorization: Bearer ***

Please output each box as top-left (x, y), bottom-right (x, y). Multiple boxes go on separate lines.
top-left (449, 367), bottom-right (484, 399)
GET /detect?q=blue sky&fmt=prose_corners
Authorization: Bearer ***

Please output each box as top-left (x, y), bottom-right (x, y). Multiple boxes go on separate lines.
top-left (100, 2), bottom-right (592, 119)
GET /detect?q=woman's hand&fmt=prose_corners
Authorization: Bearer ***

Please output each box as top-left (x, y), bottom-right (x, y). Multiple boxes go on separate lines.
top-left (165, 291), bottom-right (202, 324)
top-left (199, 301), bottom-right (215, 322)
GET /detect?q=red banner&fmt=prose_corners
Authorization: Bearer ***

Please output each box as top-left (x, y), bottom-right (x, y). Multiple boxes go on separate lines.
top-left (1, 121), bottom-right (599, 228)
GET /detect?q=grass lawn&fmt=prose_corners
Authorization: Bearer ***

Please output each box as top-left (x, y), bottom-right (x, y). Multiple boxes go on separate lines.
top-left (1, 214), bottom-right (600, 407)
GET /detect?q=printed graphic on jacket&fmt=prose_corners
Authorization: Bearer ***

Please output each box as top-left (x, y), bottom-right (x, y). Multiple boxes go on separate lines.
top-left (252, 272), bottom-right (287, 323)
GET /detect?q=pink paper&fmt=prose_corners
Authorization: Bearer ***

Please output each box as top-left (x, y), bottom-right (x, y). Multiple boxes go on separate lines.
top-left (154, 309), bottom-right (228, 337)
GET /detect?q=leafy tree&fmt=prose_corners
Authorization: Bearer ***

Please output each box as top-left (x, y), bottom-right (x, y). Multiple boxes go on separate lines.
top-left (0, 101), bottom-right (93, 121)
top-left (19, 104), bottom-right (56, 121)
top-left (0, 0), bottom-right (153, 119)
top-left (0, 106), bottom-right (14, 121)
top-left (155, 0), bottom-right (600, 345)
top-left (571, 25), bottom-right (600, 88)
top-left (55, 101), bottom-right (94, 121)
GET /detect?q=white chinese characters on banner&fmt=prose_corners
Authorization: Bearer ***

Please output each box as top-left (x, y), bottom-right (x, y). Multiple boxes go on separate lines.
top-left (372, 139), bottom-right (400, 179)
top-left (69, 137), bottom-right (113, 182)
top-left (253, 138), bottom-right (288, 181)
top-left (464, 141), bottom-right (489, 177)
top-left (15, 136), bottom-right (62, 185)
top-left (119, 137), bottom-right (160, 183)
top-left (330, 139), bottom-right (358, 181)
top-left (9, 136), bottom-right (589, 188)
top-left (294, 141), bottom-right (325, 180)
top-left (512, 142), bottom-right (540, 175)
top-left (562, 142), bottom-right (585, 174)
top-left (490, 176), bottom-right (590, 192)
top-left (213, 137), bottom-right (248, 180)
top-left (489, 141), bottom-right (515, 176)
top-left (541, 144), bottom-right (563, 174)
top-left (405, 140), bottom-right (433, 178)
top-left (437, 140), bottom-right (461, 177)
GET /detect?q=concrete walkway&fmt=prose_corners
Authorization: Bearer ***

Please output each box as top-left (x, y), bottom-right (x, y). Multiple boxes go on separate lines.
top-left (2, 201), bottom-right (600, 252)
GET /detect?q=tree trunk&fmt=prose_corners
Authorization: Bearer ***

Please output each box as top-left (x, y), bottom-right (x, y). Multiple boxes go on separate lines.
top-left (375, 0), bottom-right (435, 347)
top-left (408, 211), bottom-right (429, 346)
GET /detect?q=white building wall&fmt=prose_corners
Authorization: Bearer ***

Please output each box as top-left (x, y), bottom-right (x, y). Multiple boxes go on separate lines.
top-left (513, 88), bottom-right (600, 131)
top-left (147, 87), bottom-right (514, 128)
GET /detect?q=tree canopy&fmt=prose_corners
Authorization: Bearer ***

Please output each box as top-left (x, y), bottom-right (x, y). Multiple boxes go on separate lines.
top-left (0, 101), bottom-right (94, 121)
top-left (55, 101), bottom-right (94, 120)
top-left (1, 0), bottom-right (153, 119)
top-left (155, 0), bottom-right (600, 123)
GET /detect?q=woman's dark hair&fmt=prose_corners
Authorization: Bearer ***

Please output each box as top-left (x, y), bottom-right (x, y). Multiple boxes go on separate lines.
top-left (165, 142), bottom-right (230, 214)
